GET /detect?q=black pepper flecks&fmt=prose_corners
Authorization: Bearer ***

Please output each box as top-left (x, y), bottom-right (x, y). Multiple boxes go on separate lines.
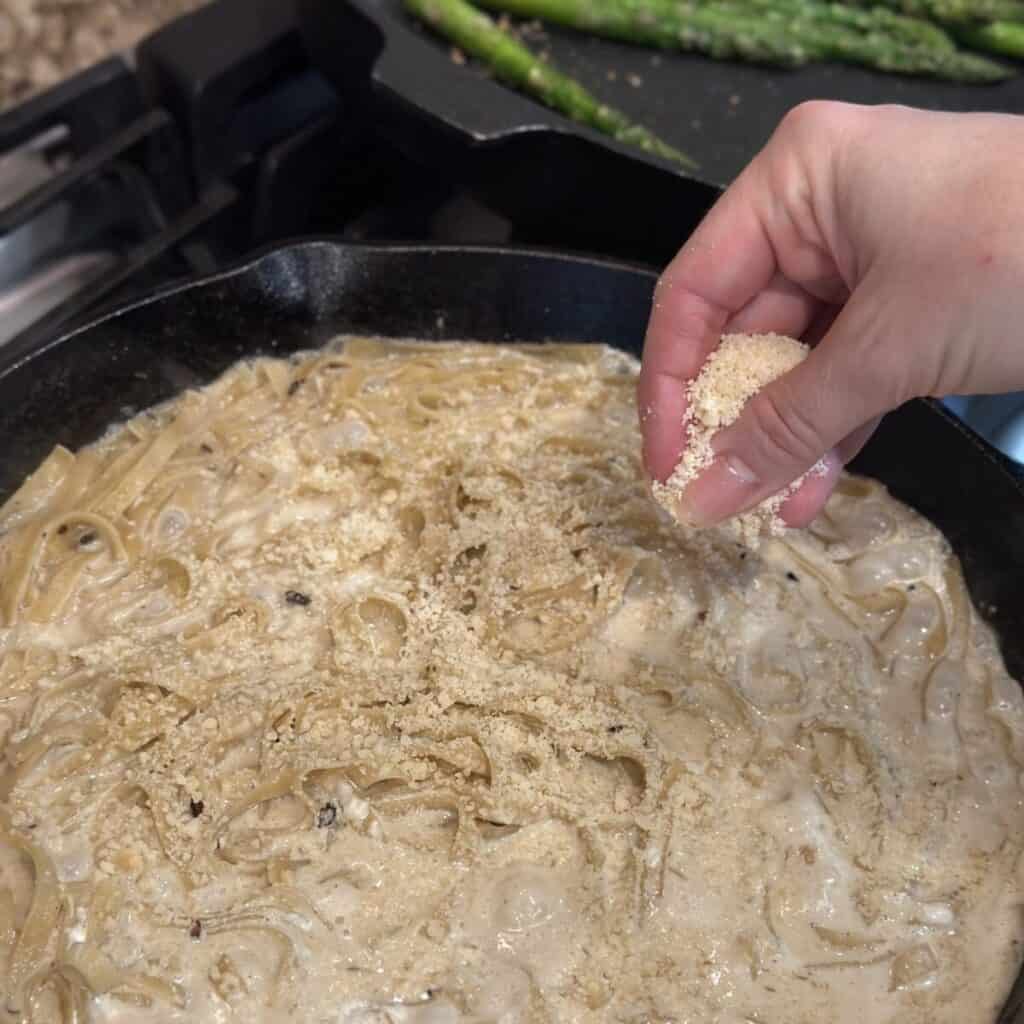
top-left (287, 379), bottom-right (303, 396)
top-left (189, 920), bottom-right (202, 939)
top-left (285, 590), bottom-right (312, 607)
top-left (317, 803), bottom-right (337, 828)
top-left (786, 571), bottom-right (799, 582)
top-left (189, 799), bottom-right (204, 818)
top-left (78, 531), bottom-right (98, 547)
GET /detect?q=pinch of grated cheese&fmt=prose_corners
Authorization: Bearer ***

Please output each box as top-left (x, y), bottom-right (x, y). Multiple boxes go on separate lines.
top-left (652, 332), bottom-right (817, 547)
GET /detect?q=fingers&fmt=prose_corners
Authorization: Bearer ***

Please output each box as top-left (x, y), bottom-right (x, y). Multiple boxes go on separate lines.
top-left (763, 415), bottom-right (879, 526)
top-left (678, 414), bottom-right (882, 529)
top-left (676, 288), bottom-right (909, 527)
top-left (638, 164), bottom-right (779, 481)
top-left (779, 450), bottom-right (843, 527)
top-left (777, 417), bottom-right (882, 526)
top-left (723, 273), bottom-right (823, 338)
top-left (639, 102), bottom-right (856, 483)
top-left (639, 270), bottom-right (824, 480)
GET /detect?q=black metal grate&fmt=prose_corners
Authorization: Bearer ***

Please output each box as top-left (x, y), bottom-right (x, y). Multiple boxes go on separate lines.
top-left (0, 58), bottom-right (235, 356)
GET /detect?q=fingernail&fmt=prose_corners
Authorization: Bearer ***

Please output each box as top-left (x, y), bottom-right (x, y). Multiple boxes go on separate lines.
top-left (819, 447), bottom-right (842, 477)
top-left (677, 453), bottom-right (761, 527)
top-left (723, 453), bottom-right (758, 483)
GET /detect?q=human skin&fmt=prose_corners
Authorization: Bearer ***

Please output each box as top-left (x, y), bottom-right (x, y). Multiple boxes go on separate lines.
top-left (638, 100), bottom-right (1024, 528)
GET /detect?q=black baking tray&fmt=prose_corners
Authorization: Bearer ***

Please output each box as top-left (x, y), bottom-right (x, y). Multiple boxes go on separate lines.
top-left (299, 0), bottom-right (1024, 191)
top-left (1, 241), bottom-right (1023, 1020)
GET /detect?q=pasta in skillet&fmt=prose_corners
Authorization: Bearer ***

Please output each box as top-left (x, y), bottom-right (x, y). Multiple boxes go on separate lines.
top-left (0, 337), bottom-right (1022, 1024)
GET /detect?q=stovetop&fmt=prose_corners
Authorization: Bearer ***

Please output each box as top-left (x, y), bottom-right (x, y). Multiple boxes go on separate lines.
top-left (0, 0), bottom-right (1021, 469)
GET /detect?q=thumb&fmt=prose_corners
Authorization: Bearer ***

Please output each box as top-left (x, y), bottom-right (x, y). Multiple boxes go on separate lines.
top-left (676, 291), bottom-right (910, 527)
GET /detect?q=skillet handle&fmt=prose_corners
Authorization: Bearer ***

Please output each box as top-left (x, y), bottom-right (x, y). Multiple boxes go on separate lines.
top-left (295, 0), bottom-right (720, 266)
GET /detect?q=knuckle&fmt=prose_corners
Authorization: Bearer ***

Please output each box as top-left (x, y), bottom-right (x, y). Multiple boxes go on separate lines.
top-left (777, 100), bottom-right (864, 149)
top-left (779, 100), bottom-right (840, 138)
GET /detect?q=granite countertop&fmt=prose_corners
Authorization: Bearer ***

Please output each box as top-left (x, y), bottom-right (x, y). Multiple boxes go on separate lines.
top-left (0, 0), bottom-right (207, 111)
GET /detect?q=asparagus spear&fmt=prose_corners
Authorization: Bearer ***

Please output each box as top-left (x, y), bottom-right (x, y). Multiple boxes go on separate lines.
top-left (404, 0), bottom-right (698, 168)
top-left (850, 0), bottom-right (1024, 62)
top-left (958, 20), bottom-right (1024, 58)
top-left (740, 0), bottom-right (953, 51)
top-left (474, 0), bottom-right (1012, 80)
top-left (851, 0), bottom-right (1024, 26)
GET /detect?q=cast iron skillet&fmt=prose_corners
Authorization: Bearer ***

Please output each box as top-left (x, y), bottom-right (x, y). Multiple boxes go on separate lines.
top-left (1, 240), bottom-right (1023, 1020)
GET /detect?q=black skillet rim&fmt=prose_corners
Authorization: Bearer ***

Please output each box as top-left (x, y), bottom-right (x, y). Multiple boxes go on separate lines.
top-left (2, 236), bottom-right (1021, 501)
top-left (0, 238), bottom-right (662, 380)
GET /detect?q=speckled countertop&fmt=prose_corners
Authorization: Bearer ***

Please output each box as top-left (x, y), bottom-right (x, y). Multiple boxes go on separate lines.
top-left (0, 0), bottom-right (207, 111)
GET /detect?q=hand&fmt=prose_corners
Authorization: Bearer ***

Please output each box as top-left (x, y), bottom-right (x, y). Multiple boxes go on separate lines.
top-left (638, 101), bottom-right (1024, 528)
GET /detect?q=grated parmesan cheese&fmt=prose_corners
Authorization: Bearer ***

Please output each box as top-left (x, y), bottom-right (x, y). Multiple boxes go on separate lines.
top-left (653, 332), bottom-right (820, 546)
